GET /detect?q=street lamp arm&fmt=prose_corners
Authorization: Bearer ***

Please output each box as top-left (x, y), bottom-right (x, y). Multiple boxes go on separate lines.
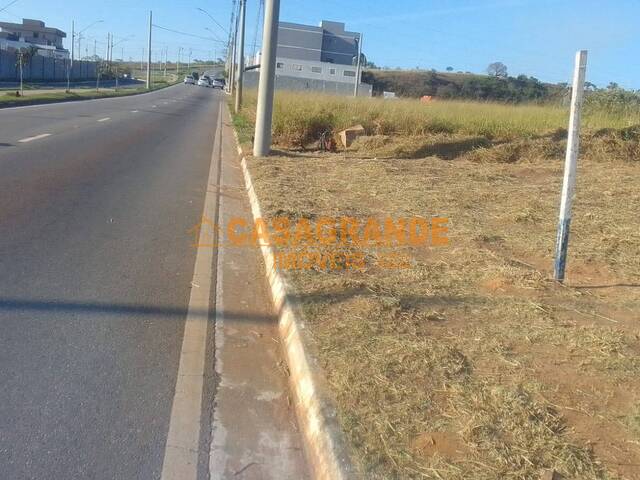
top-left (196, 7), bottom-right (229, 35)
top-left (78, 19), bottom-right (104, 35)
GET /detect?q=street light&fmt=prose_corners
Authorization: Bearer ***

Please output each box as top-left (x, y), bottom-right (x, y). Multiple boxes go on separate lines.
top-left (75, 20), bottom-right (104, 61)
top-left (196, 7), bottom-right (228, 35)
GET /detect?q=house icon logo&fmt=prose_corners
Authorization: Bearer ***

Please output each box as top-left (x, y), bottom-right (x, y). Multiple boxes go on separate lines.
top-left (189, 215), bottom-right (221, 248)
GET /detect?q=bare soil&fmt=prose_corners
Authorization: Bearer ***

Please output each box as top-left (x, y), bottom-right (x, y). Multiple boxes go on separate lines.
top-left (245, 133), bottom-right (640, 479)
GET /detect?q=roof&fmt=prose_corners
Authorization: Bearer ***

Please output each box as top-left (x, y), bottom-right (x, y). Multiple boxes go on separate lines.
top-left (0, 19), bottom-right (66, 38)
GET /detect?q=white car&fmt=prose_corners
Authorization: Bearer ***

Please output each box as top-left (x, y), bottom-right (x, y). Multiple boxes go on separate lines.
top-left (212, 78), bottom-right (225, 89)
top-left (183, 75), bottom-right (195, 85)
top-left (197, 78), bottom-right (210, 87)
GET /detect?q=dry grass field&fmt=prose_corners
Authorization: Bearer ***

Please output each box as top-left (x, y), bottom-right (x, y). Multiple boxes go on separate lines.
top-left (234, 91), bottom-right (640, 479)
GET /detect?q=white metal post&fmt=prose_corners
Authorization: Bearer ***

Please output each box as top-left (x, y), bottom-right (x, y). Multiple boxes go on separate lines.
top-left (146, 11), bottom-right (152, 89)
top-left (354, 32), bottom-right (363, 97)
top-left (234, 0), bottom-right (246, 113)
top-left (253, 0), bottom-right (280, 157)
top-left (554, 50), bottom-right (588, 282)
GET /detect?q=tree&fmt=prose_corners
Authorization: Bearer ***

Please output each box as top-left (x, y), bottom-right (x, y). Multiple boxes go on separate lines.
top-left (15, 46), bottom-right (38, 96)
top-left (487, 62), bottom-right (507, 78)
top-left (446, 66), bottom-right (453, 72)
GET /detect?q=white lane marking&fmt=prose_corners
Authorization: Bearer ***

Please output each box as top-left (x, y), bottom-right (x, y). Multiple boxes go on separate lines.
top-left (97, 117), bottom-right (111, 122)
top-left (131, 110), bottom-right (139, 113)
top-left (18, 133), bottom-right (51, 143)
top-left (152, 105), bottom-right (157, 108)
top-left (160, 100), bottom-right (222, 480)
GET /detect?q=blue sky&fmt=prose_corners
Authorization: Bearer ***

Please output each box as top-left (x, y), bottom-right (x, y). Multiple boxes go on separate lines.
top-left (3, 0), bottom-right (638, 89)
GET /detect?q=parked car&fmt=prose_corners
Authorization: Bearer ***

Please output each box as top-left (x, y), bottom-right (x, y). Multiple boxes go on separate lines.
top-left (184, 75), bottom-right (195, 85)
top-left (197, 78), bottom-right (209, 87)
top-left (212, 78), bottom-right (225, 89)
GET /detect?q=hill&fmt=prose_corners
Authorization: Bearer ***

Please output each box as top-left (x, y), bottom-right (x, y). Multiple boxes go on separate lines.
top-left (362, 69), bottom-right (565, 103)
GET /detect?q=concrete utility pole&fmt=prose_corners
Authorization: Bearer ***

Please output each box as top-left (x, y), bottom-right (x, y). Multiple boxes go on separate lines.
top-left (354, 33), bottom-right (363, 97)
top-left (234, 0), bottom-right (246, 113)
top-left (229, 8), bottom-right (239, 95)
top-left (146, 10), bottom-right (152, 89)
top-left (106, 33), bottom-right (110, 62)
top-left (554, 50), bottom-right (588, 282)
top-left (71, 20), bottom-right (75, 63)
top-left (176, 47), bottom-right (182, 74)
top-left (187, 48), bottom-right (192, 72)
top-left (67, 20), bottom-right (75, 91)
top-left (253, 0), bottom-right (280, 157)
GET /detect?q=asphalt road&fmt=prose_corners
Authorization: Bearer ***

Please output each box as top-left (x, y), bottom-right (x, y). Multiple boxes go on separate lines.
top-left (0, 84), bottom-right (227, 479)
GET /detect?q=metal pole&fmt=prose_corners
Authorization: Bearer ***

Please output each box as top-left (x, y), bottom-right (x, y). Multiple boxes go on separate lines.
top-left (106, 34), bottom-right (110, 62)
top-left (187, 48), bottom-right (192, 72)
top-left (146, 10), bottom-right (152, 89)
top-left (554, 50), bottom-right (588, 282)
top-left (354, 33), bottom-right (363, 97)
top-left (176, 47), bottom-right (181, 74)
top-left (234, 0), bottom-right (246, 112)
top-left (253, 0), bottom-right (280, 157)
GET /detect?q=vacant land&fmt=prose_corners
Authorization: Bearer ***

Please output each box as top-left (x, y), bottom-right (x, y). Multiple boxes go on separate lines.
top-left (236, 91), bottom-right (640, 479)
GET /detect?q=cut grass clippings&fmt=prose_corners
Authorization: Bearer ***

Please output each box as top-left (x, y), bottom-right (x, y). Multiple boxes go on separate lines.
top-left (235, 90), bottom-right (640, 479)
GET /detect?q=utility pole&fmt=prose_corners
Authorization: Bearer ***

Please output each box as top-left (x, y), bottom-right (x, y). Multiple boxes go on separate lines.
top-left (187, 48), bottom-right (192, 72)
top-left (176, 47), bottom-right (182, 74)
top-left (77, 33), bottom-right (82, 61)
top-left (554, 50), bottom-right (588, 282)
top-left (354, 33), bottom-right (363, 97)
top-left (106, 33), bottom-right (110, 62)
top-left (93, 39), bottom-right (96, 58)
top-left (141, 47), bottom-right (144, 71)
top-left (230, 9), bottom-right (240, 95)
top-left (67, 20), bottom-right (75, 91)
top-left (253, 0), bottom-right (280, 157)
top-left (234, 0), bottom-right (246, 113)
top-left (146, 10), bottom-right (152, 89)
top-left (71, 20), bottom-right (75, 63)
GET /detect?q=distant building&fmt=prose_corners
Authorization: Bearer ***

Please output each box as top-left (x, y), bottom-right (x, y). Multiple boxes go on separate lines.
top-left (0, 18), bottom-right (69, 59)
top-left (247, 20), bottom-right (371, 96)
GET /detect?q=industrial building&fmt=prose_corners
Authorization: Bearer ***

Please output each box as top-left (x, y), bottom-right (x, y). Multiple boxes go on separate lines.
top-left (246, 20), bottom-right (372, 96)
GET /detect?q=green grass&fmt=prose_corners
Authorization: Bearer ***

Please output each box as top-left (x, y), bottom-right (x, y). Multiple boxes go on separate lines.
top-left (0, 80), bottom-right (178, 108)
top-left (237, 90), bottom-right (640, 147)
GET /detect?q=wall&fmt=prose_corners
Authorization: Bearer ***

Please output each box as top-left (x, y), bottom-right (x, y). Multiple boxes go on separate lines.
top-left (244, 70), bottom-right (372, 97)
top-left (0, 50), bottom-right (97, 81)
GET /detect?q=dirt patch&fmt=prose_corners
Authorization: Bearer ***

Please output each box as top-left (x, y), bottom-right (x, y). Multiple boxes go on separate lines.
top-left (245, 126), bottom-right (640, 479)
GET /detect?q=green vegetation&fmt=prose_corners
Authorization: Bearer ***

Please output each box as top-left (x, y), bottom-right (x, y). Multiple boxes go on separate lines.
top-left (362, 69), bottom-right (640, 107)
top-left (0, 80), bottom-right (177, 108)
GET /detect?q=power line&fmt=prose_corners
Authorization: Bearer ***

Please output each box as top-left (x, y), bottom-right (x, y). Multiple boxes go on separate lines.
top-left (152, 24), bottom-right (226, 44)
top-left (0, 0), bottom-right (19, 14)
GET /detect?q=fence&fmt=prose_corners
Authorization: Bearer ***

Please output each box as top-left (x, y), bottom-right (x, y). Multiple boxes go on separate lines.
top-left (0, 50), bottom-right (98, 82)
top-left (243, 71), bottom-right (372, 97)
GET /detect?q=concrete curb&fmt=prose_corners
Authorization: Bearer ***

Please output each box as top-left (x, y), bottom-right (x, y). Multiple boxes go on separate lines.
top-left (227, 112), bottom-right (357, 480)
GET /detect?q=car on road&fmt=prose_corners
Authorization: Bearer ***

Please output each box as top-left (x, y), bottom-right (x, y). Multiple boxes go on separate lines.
top-left (212, 78), bottom-right (225, 89)
top-left (183, 75), bottom-right (195, 85)
top-left (197, 78), bottom-right (210, 87)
